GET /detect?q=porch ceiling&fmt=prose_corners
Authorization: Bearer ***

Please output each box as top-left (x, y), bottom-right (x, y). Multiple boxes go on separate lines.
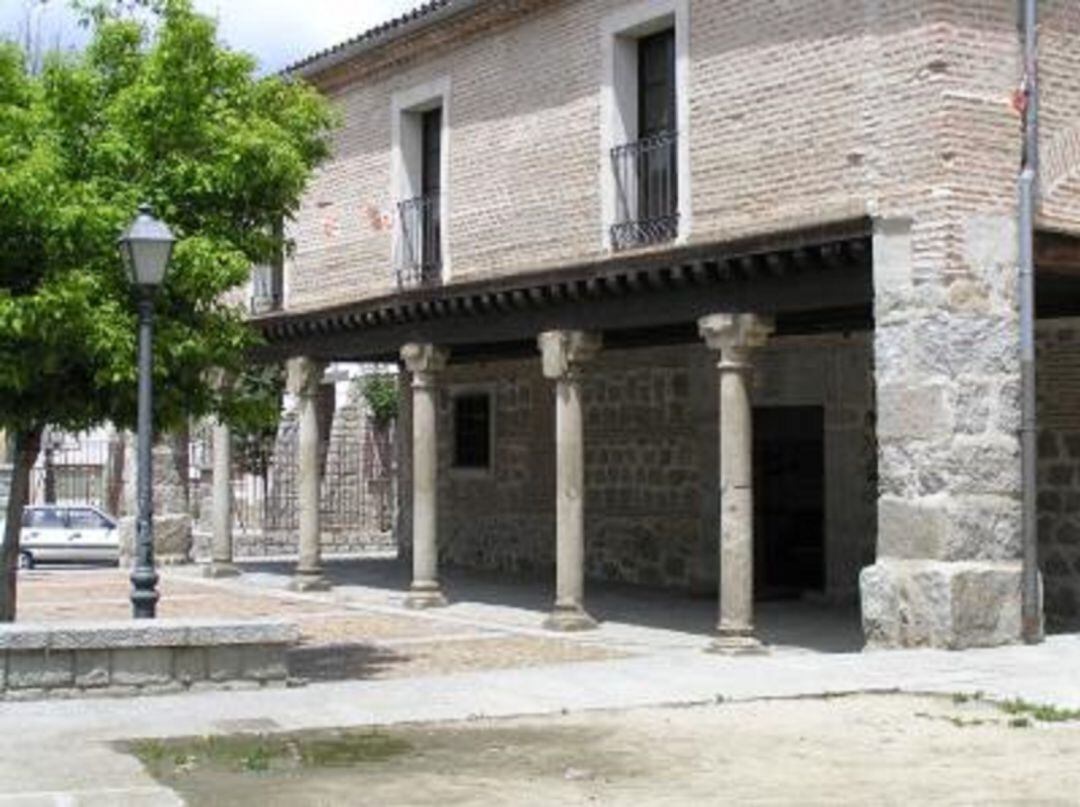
top-left (253, 218), bottom-right (875, 364)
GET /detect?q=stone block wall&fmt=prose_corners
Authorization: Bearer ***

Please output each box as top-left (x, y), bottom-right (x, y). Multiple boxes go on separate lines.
top-left (1036, 318), bottom-right (1080, 630)
top-left (0, 620), bottom-right (298, 701)
top-left (861, 215), bottom-right (1026, 650)
top-left (403, 337), bottom-right (875, 599)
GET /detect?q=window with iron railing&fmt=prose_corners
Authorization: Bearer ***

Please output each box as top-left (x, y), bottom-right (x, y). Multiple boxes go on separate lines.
top-left (397, 106), bottom-right (443, 289)
top-left (611, 27), bottom-right (679, 251)
top-left (611, 130), bottom-right (679, 250)
top-left (397, 191), bottom-right (441, 288)
top-left (250, 219), bottom-right (285, 313)
top-left (250, 261), bottom-right (283, 314)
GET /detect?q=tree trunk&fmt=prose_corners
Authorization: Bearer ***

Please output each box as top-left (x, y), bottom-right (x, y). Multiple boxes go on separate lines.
top-left (0, 426), bottom-right (43, 622)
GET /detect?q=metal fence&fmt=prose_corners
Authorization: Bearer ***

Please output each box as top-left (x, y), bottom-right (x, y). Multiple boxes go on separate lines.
top-left (217, 416), bottom-right (396, 541)
top-left (29, 436), bottom-right (124, 514)
top-left (611, 130), bottom-right (680, 250)
top-left (397, 192), bottom-right (442, 288)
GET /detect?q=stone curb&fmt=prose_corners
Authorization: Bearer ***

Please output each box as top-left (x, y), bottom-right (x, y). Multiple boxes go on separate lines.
top-left (0, 619), bottom-right (300, 651)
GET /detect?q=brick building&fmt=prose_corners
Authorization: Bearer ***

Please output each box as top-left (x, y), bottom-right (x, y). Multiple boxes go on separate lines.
top-left (252, 0), bottom-right (1080, 649)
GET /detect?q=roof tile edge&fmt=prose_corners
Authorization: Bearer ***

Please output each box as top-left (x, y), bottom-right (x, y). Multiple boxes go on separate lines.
top-left (284, 0), bottom-right (480, 79)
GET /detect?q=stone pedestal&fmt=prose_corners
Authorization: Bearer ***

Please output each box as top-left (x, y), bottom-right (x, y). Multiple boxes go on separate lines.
top-left (539, 330), bottom-right (601, 631)
top-left (204, 420), bottom-right (239, 579)
top-left (289, 357), bottom-right (331, 592)
top-left (118, 513), bottom-right (193, 567)
top-left (861, 560), bottom-right (1028, 649)
top-left (699, 313), bottom-right (773, 655)
top-left (401, 343), bottom-right (449, 609)
top-left (119, 434), bottom-right (193, 565)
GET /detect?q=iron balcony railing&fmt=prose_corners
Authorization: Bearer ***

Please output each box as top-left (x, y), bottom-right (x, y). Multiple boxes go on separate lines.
top-left (249, 263), bottom-right (283, 314)
top-left (397, 192), bottom-right (442, 288)
top-left (610, 130), bottom-right (679, 251)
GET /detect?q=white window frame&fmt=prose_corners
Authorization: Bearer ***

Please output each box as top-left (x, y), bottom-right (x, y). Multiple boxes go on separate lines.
top-left (391, 77), bottom-right (452, 282)
top-left (599, 0), bottom-right (691, 251)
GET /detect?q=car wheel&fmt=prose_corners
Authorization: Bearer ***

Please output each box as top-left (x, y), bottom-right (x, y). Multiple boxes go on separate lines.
top-left (18, 551), bottom-right (34, 570)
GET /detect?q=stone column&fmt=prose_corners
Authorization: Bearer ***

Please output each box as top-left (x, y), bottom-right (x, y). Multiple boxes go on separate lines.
top-left (699, 313), bottom-right (774, 654)
top-left (860, 216), bottom-right (1029, 649)
top-left (401, 343), bottom-right (449, 608)
top-left (538, 330), bottom-right (602, 631)
top-left (290, 357), bottom-right (330, 592)
top-left (204, 419), bottom-right (239, 578)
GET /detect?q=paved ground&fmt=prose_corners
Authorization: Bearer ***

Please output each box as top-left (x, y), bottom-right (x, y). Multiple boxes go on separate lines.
top-left (17, 563), bottom-right (623, 680)
top-left (3, 558), bottom-right (1080, 805)
top-left (130, 694), bottom-right (1080, 806)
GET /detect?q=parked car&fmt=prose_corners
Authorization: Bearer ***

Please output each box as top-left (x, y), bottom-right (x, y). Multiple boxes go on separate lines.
top-left (18, 505), bottom-right (120, 569)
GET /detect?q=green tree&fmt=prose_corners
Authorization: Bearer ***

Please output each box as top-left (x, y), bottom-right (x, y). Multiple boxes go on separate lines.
top-left (0, 0), bottom-right (333, 619)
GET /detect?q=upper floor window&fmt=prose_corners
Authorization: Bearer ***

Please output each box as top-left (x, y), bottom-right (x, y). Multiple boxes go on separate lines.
top-left (393, 78), bottom-right (450, 290)
top-left (602, 1), bottom-right (689, 252)
top-left (612, 27), bottom-right (678, 251)
top-left (251, 220), bottom-right (285, 314)
top-left (639, 29), bottom-right (676, 139)
top-left (397, 107), bottom-right (442, 288)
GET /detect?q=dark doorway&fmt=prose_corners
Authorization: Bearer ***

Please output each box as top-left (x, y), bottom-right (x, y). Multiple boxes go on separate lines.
top-left (753, 406), bottom-right (826, 599)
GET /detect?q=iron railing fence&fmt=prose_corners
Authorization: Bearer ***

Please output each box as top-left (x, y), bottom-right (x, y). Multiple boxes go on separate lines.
top-left (396, 192), bottom-right (441, 289)
top-left (198, 419), bottom-right (397, 539)
top-left (29, 436), bottom-right (125, 514)
top-left (611, 130), bottom-right (679, 250)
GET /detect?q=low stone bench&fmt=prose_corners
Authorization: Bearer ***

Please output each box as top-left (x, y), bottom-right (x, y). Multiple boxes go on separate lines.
top-left (0, 619), bottom-right (300, 700)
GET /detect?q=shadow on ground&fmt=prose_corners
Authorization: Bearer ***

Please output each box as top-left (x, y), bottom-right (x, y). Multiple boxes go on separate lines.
top-left (288, 643), bottom-right (410, 682)
top-left (241, 556), bottom-right (865, 654)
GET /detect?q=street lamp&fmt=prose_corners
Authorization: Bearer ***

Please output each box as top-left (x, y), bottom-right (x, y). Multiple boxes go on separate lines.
top-left (118, 204), bottom-right (175, 619)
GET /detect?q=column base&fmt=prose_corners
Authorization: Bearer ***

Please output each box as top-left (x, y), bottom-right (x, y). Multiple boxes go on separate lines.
top-left (543, 604), bottom-right (598, 632)
top-left (860, 559), bottom-right (1031, 649)
top-left (404, 582), bottom-right (448, 609)
top-left (706, 630), bottom-right (768, 656)
top-left (290, 569), bottom-right (331, 592)
top-left (203, 561), bottom-right (240, 579)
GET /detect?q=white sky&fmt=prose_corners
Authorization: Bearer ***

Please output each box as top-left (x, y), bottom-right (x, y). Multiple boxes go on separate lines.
top-left (0, 0), bottom-right (422, 73)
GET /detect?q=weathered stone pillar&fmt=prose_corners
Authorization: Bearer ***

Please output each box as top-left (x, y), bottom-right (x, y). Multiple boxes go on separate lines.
top-left (699, 313), bottom-right (773, 654)
top-left (538, 330), bottom-right (601, 631)
top-left (401, 343), bottom-right (449, 608)
top-left (860, 216), bottom-right (1030, 648)
top-left (290, 357), bottom-right (330, 592)
top-left (204, 419), bottom-right (239, 578)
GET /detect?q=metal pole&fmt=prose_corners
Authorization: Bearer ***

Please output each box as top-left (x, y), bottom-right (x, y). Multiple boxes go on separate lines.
top-left (130, 291), bottom-right (159, 618)
top-left (1019, 0), bottom-right (1041, 644)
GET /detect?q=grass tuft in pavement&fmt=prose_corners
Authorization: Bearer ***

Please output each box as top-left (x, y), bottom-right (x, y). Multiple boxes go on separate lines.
top-left (997, 699), bottom-right (1080, 723)
top-left (129, 730), bottom-right (412, 777)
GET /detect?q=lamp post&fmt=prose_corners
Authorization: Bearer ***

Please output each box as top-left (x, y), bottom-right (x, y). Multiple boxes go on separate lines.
top-left (118, 204), bottom-right (175, 619)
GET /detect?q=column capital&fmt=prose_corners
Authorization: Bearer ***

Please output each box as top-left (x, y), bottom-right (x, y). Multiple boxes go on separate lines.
top-left (401, 343), bottom-right (449, 377)
top-left (538, 330), bottom-right (602, 380)
top-left (286, 356), bottom-right (326, 399)
top-left (698, 313), bottom-right (774, 353)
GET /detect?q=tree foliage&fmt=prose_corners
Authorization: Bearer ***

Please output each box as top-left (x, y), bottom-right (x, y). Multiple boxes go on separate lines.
top-left (0, 0), bottom-right (334, 617)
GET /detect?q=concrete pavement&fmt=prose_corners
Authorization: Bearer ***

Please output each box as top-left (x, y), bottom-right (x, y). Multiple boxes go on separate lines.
top-left (3, 561), bottom-right (1079, 805)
